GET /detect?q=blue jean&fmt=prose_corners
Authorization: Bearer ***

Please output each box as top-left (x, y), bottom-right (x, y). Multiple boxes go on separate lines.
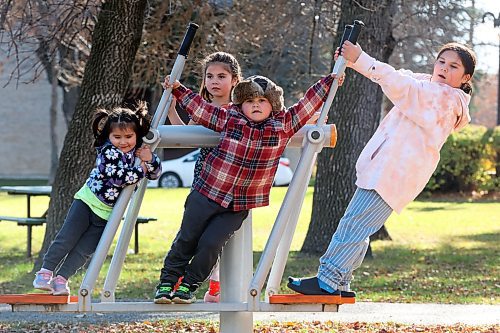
top-left (43, 199), bottom-right (107, 279)
top-left (318, 188), bottom-right (393, 291)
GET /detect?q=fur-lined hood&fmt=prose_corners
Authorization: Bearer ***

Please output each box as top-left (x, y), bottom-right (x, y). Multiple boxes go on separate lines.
top-left (232, 75), bottom-right (284, 111)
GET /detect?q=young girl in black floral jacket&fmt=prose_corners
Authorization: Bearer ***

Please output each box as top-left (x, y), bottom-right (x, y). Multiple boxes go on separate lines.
top-left (33, 102), bottom-right (161, 296)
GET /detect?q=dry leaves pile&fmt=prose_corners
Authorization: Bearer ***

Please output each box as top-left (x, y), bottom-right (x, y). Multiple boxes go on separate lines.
top-left (0, 321), bottom-right (498, 333)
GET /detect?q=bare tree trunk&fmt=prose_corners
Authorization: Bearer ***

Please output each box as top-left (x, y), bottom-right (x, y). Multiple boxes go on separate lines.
top-left (61, 86), bottom-right (81, 127)
top-left (58, 44), bottom-right (82, 127)
top-left (468, 0), bottom-right (475, 47)
top-left (48, 58), bottom-right (59, 184)
top-left (34, 0), bottom-right (147, 270)
top-left (302, 0), bottom-right (396, 254)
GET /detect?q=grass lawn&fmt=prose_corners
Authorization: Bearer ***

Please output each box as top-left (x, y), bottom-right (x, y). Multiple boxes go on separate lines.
top-left (0, 187), bottom-right (498, 304)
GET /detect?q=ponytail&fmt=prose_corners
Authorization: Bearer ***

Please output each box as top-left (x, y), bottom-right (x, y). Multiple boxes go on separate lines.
top-left (92, 109), bottom-right (110, 148)
top-left (134, 101), bottom-right (151, 145)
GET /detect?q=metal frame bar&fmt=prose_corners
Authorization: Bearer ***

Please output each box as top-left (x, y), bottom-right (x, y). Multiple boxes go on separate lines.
top-left (9, 125), bottom-right (337, 317)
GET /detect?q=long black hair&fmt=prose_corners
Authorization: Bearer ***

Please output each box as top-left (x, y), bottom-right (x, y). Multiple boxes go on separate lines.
top-left (91, 101), bottom-right (151, 148)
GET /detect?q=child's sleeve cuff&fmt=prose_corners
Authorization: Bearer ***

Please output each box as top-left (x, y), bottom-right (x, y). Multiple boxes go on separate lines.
top-left (351, 51), bottom-right (376, 77)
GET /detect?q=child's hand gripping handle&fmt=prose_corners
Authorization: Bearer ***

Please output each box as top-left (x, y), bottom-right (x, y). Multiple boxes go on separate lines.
top-left (149, 22), bottom-right (199, 134)
top-left (334, 20), bottom-right (364, 73)
top-left (316, 20), bottom-right (364, 126)
top-left (339, 24), bottom-right (353, 50)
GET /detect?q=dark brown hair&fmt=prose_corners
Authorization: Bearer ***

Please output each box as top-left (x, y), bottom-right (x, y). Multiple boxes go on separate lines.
top-left (199, 52), bottom-right (242, 102)
top-left (92, 101), bottom-right (151, 149)
top-left (437, 42), bottom-right (476, 95)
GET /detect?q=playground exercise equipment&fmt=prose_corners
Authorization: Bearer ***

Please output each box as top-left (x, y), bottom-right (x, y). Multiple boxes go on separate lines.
top-left (0, 20), bottom-right (364, 333)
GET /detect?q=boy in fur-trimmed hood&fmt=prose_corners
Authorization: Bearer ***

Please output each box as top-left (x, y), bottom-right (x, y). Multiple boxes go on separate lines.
top-left (155, 73), bottom-right (339, 303)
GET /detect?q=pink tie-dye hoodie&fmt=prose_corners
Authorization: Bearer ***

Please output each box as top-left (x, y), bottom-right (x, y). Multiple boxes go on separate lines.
top-left (351, 52), bottom-right (471, 213)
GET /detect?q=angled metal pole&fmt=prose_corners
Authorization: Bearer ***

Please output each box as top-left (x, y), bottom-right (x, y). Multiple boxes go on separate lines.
top-left (100, 22), bottom-right (199, 303)
top-left (265, 142), bottom-right (323, 300)
top-left (250, 20), bottom-right (365, 300)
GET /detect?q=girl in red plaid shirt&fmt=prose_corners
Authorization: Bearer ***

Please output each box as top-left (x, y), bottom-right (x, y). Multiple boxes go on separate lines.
top-left (154, 73), bottom-right (339, 304)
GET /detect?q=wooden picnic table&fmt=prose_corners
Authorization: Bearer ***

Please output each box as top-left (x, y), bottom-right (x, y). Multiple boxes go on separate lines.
top-left (0, 186), bottom-right (51, 257)
top-left (0, 185), bottom-right (156, 256)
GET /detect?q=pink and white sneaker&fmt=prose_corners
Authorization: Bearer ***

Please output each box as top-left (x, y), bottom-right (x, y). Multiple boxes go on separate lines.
top-left (51, 275), bottom-right (70, 296)
top-left (33, 269), bottom-right (53, 292)
top-left (203, 290), bottom-right (220, 303)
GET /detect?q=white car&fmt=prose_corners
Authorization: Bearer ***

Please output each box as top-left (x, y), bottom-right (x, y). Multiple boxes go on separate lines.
top-left (149, 149), bottom-right (294, 188)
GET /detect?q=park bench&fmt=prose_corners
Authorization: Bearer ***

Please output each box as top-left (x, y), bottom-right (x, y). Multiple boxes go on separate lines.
top-left (0, 215), bottom-right (156, 257)
top-left (131, 216), bottom-right (157, 254)
top-left (0, 216), bottom-right (46, 258)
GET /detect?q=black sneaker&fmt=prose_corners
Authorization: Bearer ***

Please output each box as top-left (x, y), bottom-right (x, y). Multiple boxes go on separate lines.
top-left (172, 282), bottom-right (196, 304)
top-left (287, 276), bottom-right (341, 296)
top-left (154, 282), bottom-right (174, 304)
top-left (340, 290), bottom-right (356, 298)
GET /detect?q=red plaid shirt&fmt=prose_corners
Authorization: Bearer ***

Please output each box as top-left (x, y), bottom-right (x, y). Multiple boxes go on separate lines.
top-left (172, 74), bottom-right (334, 211)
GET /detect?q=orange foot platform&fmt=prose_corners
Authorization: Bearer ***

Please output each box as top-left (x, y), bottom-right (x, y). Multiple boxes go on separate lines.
top-left (0, 293), bottom-right (77, 305)
top-left (269, 293), bottom-right (355, 305)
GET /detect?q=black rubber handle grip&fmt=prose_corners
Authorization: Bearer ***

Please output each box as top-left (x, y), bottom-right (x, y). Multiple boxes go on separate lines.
top-left (348, 20), bottom-right (365, 44)
top-left (339, 25), bottom-right (353, 50)
top-left (178, 22), bottom-right (199, 57)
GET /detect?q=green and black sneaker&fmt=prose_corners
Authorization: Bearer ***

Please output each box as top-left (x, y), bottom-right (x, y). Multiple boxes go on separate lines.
top-left (154, 282), bottom-right (174, 304)
top-left (172, 282), bottom-right (196, 304)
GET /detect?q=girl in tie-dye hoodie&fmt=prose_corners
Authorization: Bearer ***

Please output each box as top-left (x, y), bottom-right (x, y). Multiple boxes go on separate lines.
top-left (289, 42), bottom-right (476, 299)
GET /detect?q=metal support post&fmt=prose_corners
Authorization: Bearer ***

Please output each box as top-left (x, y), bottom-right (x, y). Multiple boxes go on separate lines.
top-left (220, 212), bottom-right (253, 333)
top-left (78, 185), bottom-right (133, 311)
top-left (482, 12), bottom-right (500, 125)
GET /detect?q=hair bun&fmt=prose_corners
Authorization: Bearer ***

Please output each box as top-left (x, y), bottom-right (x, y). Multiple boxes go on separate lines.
top-left (461, 82), bottom-right (472, 95)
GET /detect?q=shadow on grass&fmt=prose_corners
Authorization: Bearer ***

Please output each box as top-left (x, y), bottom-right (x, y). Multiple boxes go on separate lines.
top-left (0, 251), bottom-right (37, 295)
top-left (406, 206), bottom-right (451, 212)
top-left (415, 194), bottom-right (499, 204)
top-left (457, 232), bottom-right (500, 244)
top-left (407, 199), bottom-right (496, 212)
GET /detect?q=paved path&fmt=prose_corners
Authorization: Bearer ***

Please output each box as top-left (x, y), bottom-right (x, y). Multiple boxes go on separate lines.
top-left (256, 302), bottom-right (499, 325)
top-left (1, 302), bottom-right (498, 325)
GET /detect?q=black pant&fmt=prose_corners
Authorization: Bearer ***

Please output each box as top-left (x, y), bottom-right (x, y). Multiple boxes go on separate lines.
top-left (43, 199), bottom-right (107, 279)
top-left (160, 190), bottom-right (248, 289)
